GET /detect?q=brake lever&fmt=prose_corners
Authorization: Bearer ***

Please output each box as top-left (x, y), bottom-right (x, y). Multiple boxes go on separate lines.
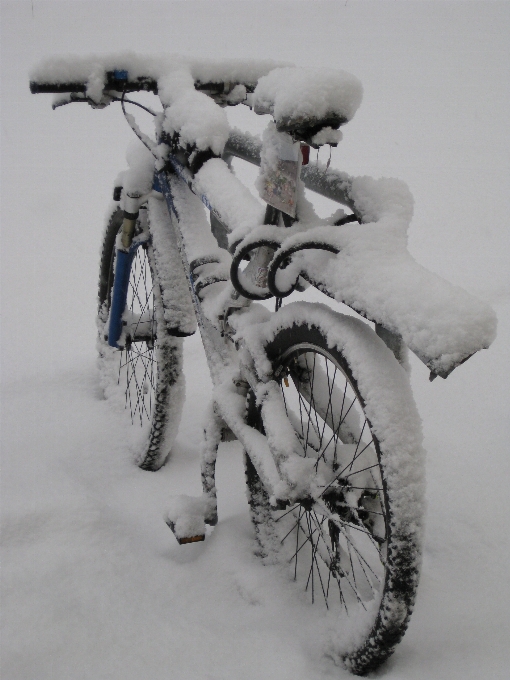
top-left (51, 92), bottom-right (112, 110)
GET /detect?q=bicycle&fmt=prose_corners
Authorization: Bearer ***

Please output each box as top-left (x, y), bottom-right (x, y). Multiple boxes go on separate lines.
top-left (30, 54), bottom-right (496, 676)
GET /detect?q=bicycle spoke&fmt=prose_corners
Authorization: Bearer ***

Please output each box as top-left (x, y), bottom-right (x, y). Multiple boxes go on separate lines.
top-left (287, 523), bottom-right (319, 564)
top-left (250, 338), bottom-right (395, 636)
top-left (109, 242), bottom-right (159, 430)
top-left (306, 513), bottom-right (365, 609)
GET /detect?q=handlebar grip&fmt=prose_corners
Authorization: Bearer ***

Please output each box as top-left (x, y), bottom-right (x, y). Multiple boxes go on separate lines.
top-left (30, 81), bottom-right (87, 94)
top-left (30, 74), bottom-right (158, 95)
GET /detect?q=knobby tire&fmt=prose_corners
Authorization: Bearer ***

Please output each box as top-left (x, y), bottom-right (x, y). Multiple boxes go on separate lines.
top-left (245, 320), bottom-right (423, 675)
top-left (97, 206), bottom-right (184, 470)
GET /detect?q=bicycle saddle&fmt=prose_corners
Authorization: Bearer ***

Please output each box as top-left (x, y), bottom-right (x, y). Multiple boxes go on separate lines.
top-left (252, 66), bottom-right (363, 146)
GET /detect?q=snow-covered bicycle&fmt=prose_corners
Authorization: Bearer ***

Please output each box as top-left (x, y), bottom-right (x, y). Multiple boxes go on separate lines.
top-left (31, 55), bottom-right (496, 675)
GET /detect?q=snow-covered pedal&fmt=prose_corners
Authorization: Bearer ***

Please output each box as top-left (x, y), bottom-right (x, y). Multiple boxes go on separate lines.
top-left (165, 494), bottom-right (217, 545)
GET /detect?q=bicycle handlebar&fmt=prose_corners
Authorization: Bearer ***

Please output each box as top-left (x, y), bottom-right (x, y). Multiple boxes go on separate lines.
top-left (30, 72), bottom-right (251, 99)
top-left (30, 71), bottom-right (159, 95)
top-left (30, 82), bottom-right (87, 94)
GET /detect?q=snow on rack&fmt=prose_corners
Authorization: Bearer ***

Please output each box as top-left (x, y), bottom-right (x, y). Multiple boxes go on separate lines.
top-left (268, 174), bottom-right (497, 377)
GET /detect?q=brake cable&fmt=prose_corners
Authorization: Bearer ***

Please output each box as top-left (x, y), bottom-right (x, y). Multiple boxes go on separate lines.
top-left (112, 95), bottom-right (157, 117)
top-left (120, 89), bottom-right (159, 157)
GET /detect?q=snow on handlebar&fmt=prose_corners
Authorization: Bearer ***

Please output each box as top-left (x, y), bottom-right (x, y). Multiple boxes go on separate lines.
top-left (29, 54), bottom-right (363, 148)
top-left (29, 53), bottom-right (497, 379)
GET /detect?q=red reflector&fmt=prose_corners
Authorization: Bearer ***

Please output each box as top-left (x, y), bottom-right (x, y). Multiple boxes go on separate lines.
top-left (301, 144), bottom-right (310, 165)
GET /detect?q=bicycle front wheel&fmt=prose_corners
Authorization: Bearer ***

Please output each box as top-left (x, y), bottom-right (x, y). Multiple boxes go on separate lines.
top-left (245, 316), bottom-right (425, 675)
top-left (97, 205), bottom-right (185, 471)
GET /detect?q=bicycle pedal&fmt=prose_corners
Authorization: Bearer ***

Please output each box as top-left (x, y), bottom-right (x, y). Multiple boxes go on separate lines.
top-left (166, 521), bottom-right (205, 545)
top-left (166, 494), bottom-right (215, 546)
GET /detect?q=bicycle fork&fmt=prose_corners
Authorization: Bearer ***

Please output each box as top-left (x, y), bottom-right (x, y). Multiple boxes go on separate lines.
top-left (107, 191), bottom-right (152, 349)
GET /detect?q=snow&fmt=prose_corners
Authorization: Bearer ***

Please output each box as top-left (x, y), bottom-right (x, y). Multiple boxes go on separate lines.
top-left (222, 135), bottom-right (497, 376)
top-left (30, 53), bottom-right (287, 92)
top-left (123, 140), bottom-right (155, 194)
top-left (268, 175), bottom-right (497, 376)
top-left (253, 66), bottom-right (363, 127)
top-left (30, 52), bottom-right (286, 157)
top-left (194, 158), bottom-right (265, 244)
top-left (166, 494), bottom-right (214, 541)
top-left (311, 127), bottom-right (343, 147)
top-left (236, 301), bottom-right (426, 532)
top-left (2, 2), bottom-right (510, 680)
top-left (31, 53), bottom-right (360, 158)
top-left (254, 378), bottom-right (317, 499)
top-left (147, 195), bottom-right (197, 336)
top-left (162, 85), bottom-right (230, 155)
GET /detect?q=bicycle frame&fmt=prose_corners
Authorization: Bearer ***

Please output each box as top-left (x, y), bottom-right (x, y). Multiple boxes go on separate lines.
top-left (163, 172), bottom-right (304, 501)
top-left (106, 126), bottom-right (377, 354)
top-left (104, 135), bottom-right (369, 525)
top-left (105, 99), bottom-right (495, 513)
top-left (104, 120), bottom-right (366, 471)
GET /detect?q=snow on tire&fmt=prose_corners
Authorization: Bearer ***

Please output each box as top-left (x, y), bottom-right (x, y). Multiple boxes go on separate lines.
top-left (97, 205), bottom-right (185, 471)
top-left (243, 304), bottom-right (425, 675)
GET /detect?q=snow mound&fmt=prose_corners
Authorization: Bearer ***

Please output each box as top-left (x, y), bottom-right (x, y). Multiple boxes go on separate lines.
top-left (253, 66), bottom-right (363, 128)
top-left (302, 176), bottom-right (497, 376)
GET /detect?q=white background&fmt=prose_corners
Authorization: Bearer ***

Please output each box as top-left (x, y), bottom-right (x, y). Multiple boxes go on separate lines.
top-left (1, 2), bottom-right (509, 678)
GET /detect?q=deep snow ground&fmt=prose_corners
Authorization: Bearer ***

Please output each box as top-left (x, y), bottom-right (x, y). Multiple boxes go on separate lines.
top-left (2, 2), bottom-right (509, 679)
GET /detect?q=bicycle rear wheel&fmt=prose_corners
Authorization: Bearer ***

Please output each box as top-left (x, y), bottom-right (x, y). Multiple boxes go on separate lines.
top-left (245, 317), bottom-right (424, 675)
top-left (97, 205), bottom-right (185, 470)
